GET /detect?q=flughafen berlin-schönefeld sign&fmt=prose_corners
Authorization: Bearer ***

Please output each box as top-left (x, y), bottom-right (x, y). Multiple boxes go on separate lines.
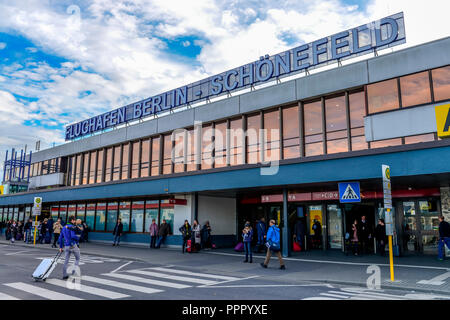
top-left (65, 12), bottom-right (406, 141)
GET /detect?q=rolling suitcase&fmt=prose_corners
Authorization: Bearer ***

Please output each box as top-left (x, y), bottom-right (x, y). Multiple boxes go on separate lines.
top-left (32, 251), bottom-right (62, 282)
top-left (186, 239), bottom-right (193, 253)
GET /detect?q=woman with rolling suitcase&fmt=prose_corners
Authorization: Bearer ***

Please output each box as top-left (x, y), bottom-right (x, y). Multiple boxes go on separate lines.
top-left (179, 220), bottom-right (191, 254)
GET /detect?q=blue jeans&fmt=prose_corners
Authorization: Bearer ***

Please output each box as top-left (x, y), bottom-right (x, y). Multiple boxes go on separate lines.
top-left (244, 242), bottom-right (252, 261)
top-left (156, 235), bottom-right (166, 248)
top-left (24, 229), bottom-right (31, 243)
top-left (113, 234), bottom-right (121, 245)
top-left (438, 237), bottom-right (450, 259)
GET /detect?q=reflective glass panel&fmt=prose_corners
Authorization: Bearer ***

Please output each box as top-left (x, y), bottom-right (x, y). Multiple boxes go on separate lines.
top-left (106, 202), bottom-right (118, 232)
top-left (130, 201), bottom-right (144, 233)
top-left (282, 105), bottom-right (300, 159)
top-left (432, 66), bottom-right (450, 101)
top-left (144, 200), bottom-right (159, 232)
top-left (400, 71), bottom-right (431, 108)
top-left (95, 203), bottom-right (106, 231)
top-left (246, 114), bottom-right (261, 164)
top-left (367, 79), bottom-right (399, 114)
top-left (119, 202), bottom-right (130, 232)
top-left (140, 139), bottom-right (149, 178)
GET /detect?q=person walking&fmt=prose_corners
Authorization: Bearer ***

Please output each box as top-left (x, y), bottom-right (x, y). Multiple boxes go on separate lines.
top-left (52, 218), bottom-right (62, 248)
top-left (149, 219), bottom-right (159, 248)
top-left (156, 219), bottom-right (170, 248)
top-left (375, 219), bottom-right (386, 257)
top-left (359, 215), bottom-right (373, 254)
top-left (351, 219), bottom-right (359, 256)
top-left (242, 221), bottom-right (253, 263)
top-left (438, 215), bottom-right (450, 261)
top-left (191, 220), bottom-right (201, 252)
top-left (112, 218), bottom-right (123, 246)
top-left (201, 221), bottom-right (212, 250)
top-left (9, 220), bottom-right (17, 244)
top-left (58, 216), bottom-right (81, 280)
top-left (255, 217), bottom-right (266, 253)
top-left (179, 220), bottom-right (191, 253)
top-left (260, 219), bottom-right (285, 270)
top-left (24, 218), bottom-right (32, 243)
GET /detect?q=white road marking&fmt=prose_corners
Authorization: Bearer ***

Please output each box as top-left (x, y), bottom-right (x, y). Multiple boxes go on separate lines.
top-left (103, 273), bottom-right (191, 289)
top-left (197, 283), bottom-right (333, 288)
top-left (0, 292), bottom-right (20, 300)
top-left (5, 250), bottom-right (33, 256)
top-left (320, 293), bottom-right (351, 299)
top-left (81, 276), bottom-right (163, 294)
top-left (147, 267), bottom-right (240, 281)
top-left (45, 279), bottom-right (129, 299)
top-left (303, 297), bottom-right (339, 300)
top-left (111, 261), bottom-right (133, 274)
top-left (417, 271), bottom-right (450, 286)
top-left (5, 282), bottom-right (82, 300)
top-left (126, 269), bottom-right (217, 285)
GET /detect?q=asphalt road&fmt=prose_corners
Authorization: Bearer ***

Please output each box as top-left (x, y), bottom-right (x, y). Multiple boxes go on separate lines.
top-left (1, 243), bottom-right (450, 300)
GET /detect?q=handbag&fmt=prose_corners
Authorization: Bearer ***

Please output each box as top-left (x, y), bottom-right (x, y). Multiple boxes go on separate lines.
top-left (266, 240), bottom-right (280, 252)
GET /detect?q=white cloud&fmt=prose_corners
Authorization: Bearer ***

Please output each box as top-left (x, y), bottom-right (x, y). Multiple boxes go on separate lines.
top-left (0, 42), bottom-right (6, 50)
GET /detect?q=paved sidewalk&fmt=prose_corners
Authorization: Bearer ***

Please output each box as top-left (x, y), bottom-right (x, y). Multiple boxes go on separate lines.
top-left (1, 239), bottom-right (450, 295)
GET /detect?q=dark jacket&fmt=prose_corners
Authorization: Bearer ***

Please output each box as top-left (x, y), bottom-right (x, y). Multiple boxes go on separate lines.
top-left (359, 220), bottom-right (372, 239)
top-left (242, 228), bottom-right (253, 242)
top-left (294, 220), bottom-right (305, 238)
top-left (201, 224), bottom-right (211, 241)
top-left (439, 221), bottom-right (450, 238)
top-left (159, 222), bottom-right (170, 237)
top-left (40, 223), bottom-right (47, 235)
top-left (113, 223), bottom-right (123, 236)
top-left (256, 221), bottom-right (266, 236)
top-left (312, 221), bottom-right (322, 236)
top-left (179, 223), bottom-right (191, 239)
top-left (24, 221), bottom-right (32, 231)
top-left (375, 224), bottom-right (386, 242)
top-left (47, 219), bottom-right (54, 233)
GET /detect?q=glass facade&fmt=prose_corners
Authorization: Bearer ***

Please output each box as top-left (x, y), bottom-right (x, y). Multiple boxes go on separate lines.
top-left (263, 109), bottom-right (280, 162)
top-left (119, 202), bottom-right (131, 232)
top-left (144, 200), bottom-right (159, 232)
top-left (246, 113), bottom-right (261, 164)
top-left (399, 71), bottom-right (431, 108)
top-left (282, 105), bottom-right (300, 159)
top-left (325, 95), bottom-right (348, 154)
top-left (140, 139), bottom-right (149, 178)
top-left (106, 202), bottom-right (118, 231)
top-left (95, 203), bottom-right (106, 231)
top-left (121, 144), bottom-right (129, 180)
top-left (86, 203), bottom-right (96, 230)
top-left (367, 78), bottom-right (399, 114)
top-left (432, 65), bottom-right (450, 101)
top-left (304, 100), bottom-right (323, 157)
top-left (130, 201), bottom-right (144, 233)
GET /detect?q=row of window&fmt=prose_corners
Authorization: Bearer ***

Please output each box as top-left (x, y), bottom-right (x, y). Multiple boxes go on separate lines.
top-left (27, 65), bottom-right (449, 187)
top-left (0, 199), bottom-right (175, 234)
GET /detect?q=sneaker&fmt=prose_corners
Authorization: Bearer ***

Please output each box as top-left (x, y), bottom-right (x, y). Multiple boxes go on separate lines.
top-left (62, 276), bottom-right (69, 280)
top-left (260, 263), bottom-right (267, 269)
top-left (280, 265), bottom-right (286, 270)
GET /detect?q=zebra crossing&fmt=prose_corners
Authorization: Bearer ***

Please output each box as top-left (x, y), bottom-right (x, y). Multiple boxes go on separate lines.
top-left (303, 287), bottom-right (450, 300)
top-left (0, 266), bottom-right (244, 300)
top-left (35, 254), bottom-right (121, 265)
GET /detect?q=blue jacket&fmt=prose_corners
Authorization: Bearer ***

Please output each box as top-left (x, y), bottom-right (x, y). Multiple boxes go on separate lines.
top-left (256, 221), bottom-right (266, 236)
top-left (242, 229), bottom-right (253, 242)
top-left (58, 223), bottom-right (79, 248)
top-left (266, 225), bottom-right (280, 244)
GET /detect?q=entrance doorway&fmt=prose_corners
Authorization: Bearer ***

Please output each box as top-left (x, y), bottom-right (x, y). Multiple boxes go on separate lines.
top-left (402, 199), bottom-right (440, 254)
top-left (343, 202), bottom-right (377, 253)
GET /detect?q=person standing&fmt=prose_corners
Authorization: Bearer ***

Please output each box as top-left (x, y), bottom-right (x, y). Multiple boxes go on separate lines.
top-left (375, 219), bottom-right (386, 257)
top-left (201, 221), bottom-right (212, 250)
top-left (255, 217), bottom-right (266, 253)
top-left (351, 219), bottom-right (359, 256)
top-left (438, 216), bottom-right (450, 261)
top-left (191, 220), bottom-right (201, 252)
top-left (149, 219), bottom-right (159, 248)
top-left (39, 219), bottom-right (48, 244)
top-left (9, 220), bottom-right (17, 244)
top-left (112, 218), bottom-right (123, 246)
top-left (294, 218), bottom-right (305, 250)
top-left (82, 221), bottom-right (89, 242)
top-left (17, 222), bottom-right (23, 241)
top-left (52, 218), bottom-right (62, 248)
top-left (242, 221), bottom-right (253, 263)
top-left (24, 218), bottom-right (32, 243)
top-left (179, 220), bottom-right (191, 253)
top-left (312, 219), bottom-right (322, 249)
top-left (156, 219), bottom-right (170, 248)
top-left (47, 216), bottom-right (54, 244)
top-left (359, 215), bottom-right (373, 254)
top-left (260, 219), bottom-right (285, 270)
top-left (59, 216), bottom-right (81, 280)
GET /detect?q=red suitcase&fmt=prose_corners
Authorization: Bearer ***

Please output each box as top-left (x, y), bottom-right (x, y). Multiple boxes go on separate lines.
top-left (186, 239), bottom-right (193, 253)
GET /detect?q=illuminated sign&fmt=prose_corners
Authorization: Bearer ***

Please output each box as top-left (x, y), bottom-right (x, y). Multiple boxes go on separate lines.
top-left (66, 12), bottom-right (405, 141)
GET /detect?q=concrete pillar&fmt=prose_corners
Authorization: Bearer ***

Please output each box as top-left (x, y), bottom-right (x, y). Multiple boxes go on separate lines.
top-left (282, 188), bottom-right (289, 257)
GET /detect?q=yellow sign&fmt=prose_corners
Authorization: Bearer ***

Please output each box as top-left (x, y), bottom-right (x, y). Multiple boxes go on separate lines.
top-left (435, 104), bottom-right (450, 138)
top-left (309, 206), bottom-right (323, 234)
top-left (385, 167), bottom-right (390, 180)
top-left (0, 185), bottom-right (3, 195)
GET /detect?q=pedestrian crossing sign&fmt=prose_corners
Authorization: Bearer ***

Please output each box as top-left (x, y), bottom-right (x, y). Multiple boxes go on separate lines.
top-left (338, 182), bottom-right (361, 203)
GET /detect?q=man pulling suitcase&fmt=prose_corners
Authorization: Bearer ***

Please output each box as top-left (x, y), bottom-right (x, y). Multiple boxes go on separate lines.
top-left (59, 216), bottom-right (82, 280)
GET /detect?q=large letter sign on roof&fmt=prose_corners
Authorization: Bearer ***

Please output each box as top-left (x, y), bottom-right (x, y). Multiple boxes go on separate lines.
top-left (65, 12), bottom-right (405, 141)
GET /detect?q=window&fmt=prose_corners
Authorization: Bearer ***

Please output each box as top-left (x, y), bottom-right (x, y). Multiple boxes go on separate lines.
top-left (160, 200), bottom-right (174, 235)
top-left (349, 91), bottom-right (368, 151)
top-left (85, 203), bottom-right (95, 230)
top-left (263, 110), bottom-right (280, 162)
top-left (432, 66), bottom-right (450, 101)
top-left (163, 134), bottom-right (173, 174)
top-left (112, 146), bottom-right (121, 181)
top-left (202, 124), bottom-right (213, 169)
top-left (74, 154), bottom-right (82, 185)
top-left (173, 130), bottom-right (185, 173)
top-left (25, 206), bottom-right (31, 220)
top-left (51, 205), bottom-right (59, 221)
top-left (89, 151), bottom-right (96, 184)
top-left (404, 133), bottom-right (435, 144)
top-left (119, 201), bottom-right (130, 232)
top-left (367, 79), bottom-right (399, 114)
top-left (121, 144), bottom-right (129, 180)
top-left (106, 202), bottom-right (118, 232)
top-left (325, 95), bottom-right (348, 154)
top-left (151, 137), bottom-right (160, 176)
top-left (105, 147), bottom-right (112, 182)
top-left (304, 100), bottom-right (323, 156)
top-left (400, 71), bottom-right (431, 108)
top-left (18, 207), bottom-right (24, 223)
top-left (214, 121), bottom-right (227, 168)
top-left (133, 140), bottom-right (142, 179)
top-left (59, 205), bottom-right (68, 224)
top-left (96, 149), bottom-right (104, 183)
top-left (186, 129), bottom-right (197, 172)
top-left (144, 200), bottom-right (159, 233)
top-left (230, 118), bottom-right (243, 166)
top-left (282, 105), bottom-right (300, 159)
top-left (76, 203), bottom-right (86, 220)
top-left (140, 139), bottom-right (149, 178)
top-left (130, 201), bottom-right (144, 233)
top-left (95, 203), bottom-right (106, 231)
top-left (370, 138), bottom-right (402, 149)
top-left (246, 114), bottom-right (261, 164)
top-left (68, 204), bottom-right (76, 220)
top-left (82, 153), bottom-right (89, 185)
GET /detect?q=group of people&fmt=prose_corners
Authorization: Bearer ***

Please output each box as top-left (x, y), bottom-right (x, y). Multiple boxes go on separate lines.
top-left (347, 215), bottom-right (378, 256)
top-left (179, 220), bottom-right (212, 253)
top-left (1, 216), bottom-right (89, 247)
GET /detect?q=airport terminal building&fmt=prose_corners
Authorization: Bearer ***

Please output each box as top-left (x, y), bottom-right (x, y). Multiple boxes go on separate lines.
top-left (1, 18), bottom-right (449, 256)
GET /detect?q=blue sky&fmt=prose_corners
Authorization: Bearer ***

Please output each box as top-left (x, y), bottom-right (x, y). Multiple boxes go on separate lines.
top-left (0, 0), bottom-right (448, 167)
